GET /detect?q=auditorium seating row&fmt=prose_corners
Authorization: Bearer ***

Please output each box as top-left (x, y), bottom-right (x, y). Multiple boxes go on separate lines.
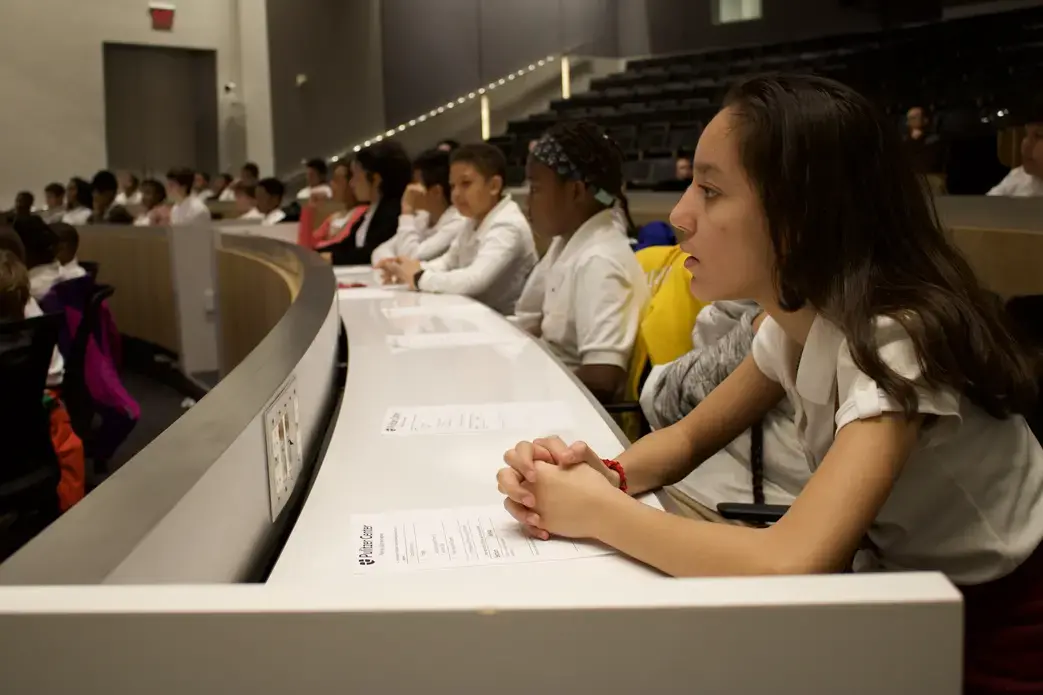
top-left (490, 5), bottom-right (1043, 187)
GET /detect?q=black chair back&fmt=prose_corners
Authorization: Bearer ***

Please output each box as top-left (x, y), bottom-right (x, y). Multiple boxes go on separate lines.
top-left (0, 313), bottom-right (62, 512)
top-left (80, 261), bottom-right (99, 281)
top-left (1006, 295), bottom-right (1043, 443)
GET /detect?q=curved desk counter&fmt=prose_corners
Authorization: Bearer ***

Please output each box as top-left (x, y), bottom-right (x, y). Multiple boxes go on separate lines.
top-left (0, 255), bottom-right (960, 693)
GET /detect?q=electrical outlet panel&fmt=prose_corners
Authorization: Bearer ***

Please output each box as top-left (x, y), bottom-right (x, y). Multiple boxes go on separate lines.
top-left (264, 376), bottom-right (302, 522)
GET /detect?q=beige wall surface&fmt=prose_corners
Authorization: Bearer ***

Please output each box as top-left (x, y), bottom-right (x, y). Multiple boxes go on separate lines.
top-left (0, 0), bottom-right (273, 204)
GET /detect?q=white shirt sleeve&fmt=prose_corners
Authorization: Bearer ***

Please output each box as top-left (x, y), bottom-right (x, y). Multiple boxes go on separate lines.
top-left (417, 223), bottom-right (523, 297)
top-left (389, 211), bottom-right (431, 260)
top-left (988, 168), bottom-right (1019, 196)
top-left (834, 317), bottom-right (961, 444)
top-left (414, 212), bottom-right (467, 262)
top-left (572, 255), bottom-right (644, 369)
top-left (751, 315), bottom-right (788, 383)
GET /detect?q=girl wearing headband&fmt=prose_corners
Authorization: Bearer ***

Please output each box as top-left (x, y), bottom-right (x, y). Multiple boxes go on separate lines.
top-left (513, 121), bottom-right (649, 403)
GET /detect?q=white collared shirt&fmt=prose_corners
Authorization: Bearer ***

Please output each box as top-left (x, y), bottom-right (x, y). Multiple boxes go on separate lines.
top-left (516, 209), bottom-right (649, 370)
top-left (59, 259), bottom-right (87, 282)
top-left (239, 208), bottom-right (264, 221)
top-left (639, 302), bottom-right (808, 510)
top-left (195, 189), bottom-right (214, 202)
top-left (418, 195), bottom-right (537, 315)
top-left (29, 261), bottom-right (61, 300)
top-left (25, 297), bottom-right (64, 387)
top-left (115, 190), bottom-right (143, 206)
top-left (988, 166), bottom-right (1043, 197)
top-left (170, 196), bottom-right (211, 226)
top-left (297, 184), bottom-right (333, 200)
top-left (262, 209), bottom-right (287, 226)
top-left (752, 314), bottom-right (1043, 584)
top-left (218, 187), bottom-right (237, 202)
top-left (61, 207), bottom-right (92, 226)
top-left (371, 207), bottom-right (468, 264)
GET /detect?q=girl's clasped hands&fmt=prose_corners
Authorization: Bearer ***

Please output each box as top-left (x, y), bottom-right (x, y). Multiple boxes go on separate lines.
top-left (496, 436), bottom-right (625, 541)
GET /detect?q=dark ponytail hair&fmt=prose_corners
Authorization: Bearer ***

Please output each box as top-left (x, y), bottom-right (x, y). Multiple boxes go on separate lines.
top-left (355, 140), bottom-right (412, 202)
top-left (540, 121), bottom-right (637, 237)
top-left (724, 74), bottom-right (1037, 419)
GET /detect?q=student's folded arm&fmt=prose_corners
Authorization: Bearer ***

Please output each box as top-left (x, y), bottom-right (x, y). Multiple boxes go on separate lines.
top-left (573, 257), bottom-right (643, 400)
top-left (393, 210), bottom-right (430, 260)
top-left (619, 355), bottom-right (785, 495)
top-left (415, 214), bottom-right (468, 262)
top-left (593, 413), bottom-right (921, 577)
top-left (418, 225), bottom-right (521, 296)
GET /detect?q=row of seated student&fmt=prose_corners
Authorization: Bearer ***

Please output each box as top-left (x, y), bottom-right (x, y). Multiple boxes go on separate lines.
top-left (305, 75), bottom-right (1043, 693)
top-left (0, 218), bottom-right (139, 523)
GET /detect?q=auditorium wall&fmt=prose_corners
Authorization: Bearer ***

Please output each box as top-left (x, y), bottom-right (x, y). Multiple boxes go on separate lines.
top-left (617, 0), bottom-right (879, 57)
top-left (0, 0), bottom-right (275, 205)
top-left (380, 0), bottom-right (618, 126)
top-left (265, 0), bottom-right (386, 174)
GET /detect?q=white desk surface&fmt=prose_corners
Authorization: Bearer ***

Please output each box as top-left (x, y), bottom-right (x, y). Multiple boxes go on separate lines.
top-left (270, 268), bottom-right (662, 589)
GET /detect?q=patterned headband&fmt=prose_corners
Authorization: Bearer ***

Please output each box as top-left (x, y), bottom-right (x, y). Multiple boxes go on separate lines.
top-left (530, 134), bottom-right (616, 206)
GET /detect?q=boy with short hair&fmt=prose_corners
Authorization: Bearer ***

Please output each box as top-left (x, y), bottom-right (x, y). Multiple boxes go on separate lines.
top-left (235, 183), bottom-right (262, 221)
top-left (386, 143), bottom-right (536, 315)
top-left (51, 223), bottom-right (87, 282)
top-left (42, 183), bottom-right (66, 223)
top-left (256, 178), bottom-right (287, 225)
top-left (297, 158), bottom-right (333, 200)
top-left (166, 168), bottom-right (211, 226)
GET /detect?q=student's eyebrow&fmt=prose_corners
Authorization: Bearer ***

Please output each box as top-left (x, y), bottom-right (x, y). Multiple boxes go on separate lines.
top-left (694, 162), bottom-right (721, 175)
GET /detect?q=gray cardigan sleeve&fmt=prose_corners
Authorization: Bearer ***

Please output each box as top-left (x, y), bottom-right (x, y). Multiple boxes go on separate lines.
top-left (651, 312), bottom-right (757, 428)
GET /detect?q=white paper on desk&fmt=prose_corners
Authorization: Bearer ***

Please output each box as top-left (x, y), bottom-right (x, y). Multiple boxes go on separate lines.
top-left (349, 505), bottom-right (612, 574)
top-left (381, 303), bottom-right (490, 319)
top-left (381, 401), bottom-right (573, 435)
top-left (338, 288), bottom-right (396, 300)
top-left (386, 332), bottom-right (524, 350)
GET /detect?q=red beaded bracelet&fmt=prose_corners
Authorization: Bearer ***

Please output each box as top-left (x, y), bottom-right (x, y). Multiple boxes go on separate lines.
top-left (602, 459), bottom-right (628, 494)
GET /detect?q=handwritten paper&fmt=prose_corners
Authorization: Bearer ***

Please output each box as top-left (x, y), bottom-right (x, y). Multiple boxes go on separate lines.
top-left (381, 402), bottom-right (573, 435)
top-left (349, 505), bottom-right (612, 574)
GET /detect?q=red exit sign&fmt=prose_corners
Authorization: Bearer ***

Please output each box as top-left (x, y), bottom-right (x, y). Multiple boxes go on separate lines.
top-left (149, 2), bottom-right (176, 31)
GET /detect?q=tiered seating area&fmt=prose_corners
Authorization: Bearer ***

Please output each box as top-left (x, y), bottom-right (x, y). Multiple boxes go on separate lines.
top-left (492, 6), bottom-right (1043, 188)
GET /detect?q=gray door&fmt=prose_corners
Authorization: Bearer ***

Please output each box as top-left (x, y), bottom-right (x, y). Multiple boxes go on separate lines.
top-left (103, 43), bottom-right (218, 179)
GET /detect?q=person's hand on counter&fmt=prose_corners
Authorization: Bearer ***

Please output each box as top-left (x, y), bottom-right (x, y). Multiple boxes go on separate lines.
top-left (498, 436), bottom-right (622, 540)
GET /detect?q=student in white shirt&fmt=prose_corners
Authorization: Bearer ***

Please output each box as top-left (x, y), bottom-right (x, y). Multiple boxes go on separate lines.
top-left (166, 168), bottom-right (211, 226)
top-left (134, 179), bottom-right (169, 226)
top-left (212, 173), bottom-right (235, 202)
top-left (114, 172), bottom-right (143, 207)
top-left (988, 120), bottom-right (1043, 197)
top-left (514, 122), bottom-right (649, 401)
top-left (256, 178), bottom-right (287, 225)
top-left (640, 301), bottom-right (807, 514)
top-left (385, 144), bottom-right (536, 315)
top-left (297, 158), bottom-right (333, 201)
top-left (42, 183), bottom-right (66, 224)
top-left (193, 172), bottom-right (214, 202)
top-left (372, 148), bottom-right (467, 267)
top-left (61, 177), bottom-right (93, 226)
top-left (51, 223), bottom-right (87, 282)
top-left (235, 183), bottom-right (264, 221)
top-left (497, 75), bottom-right (1043, 691)
top-left (13, 216), bottom-right (61, 300)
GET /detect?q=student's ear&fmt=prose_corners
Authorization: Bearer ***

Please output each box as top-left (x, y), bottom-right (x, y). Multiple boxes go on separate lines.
top-left (370, 173), bottom-right (383, 191)
top-left (490, 175), bottom-right (504, 198)
top-left (568, 180), bottom-right (587, 205)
